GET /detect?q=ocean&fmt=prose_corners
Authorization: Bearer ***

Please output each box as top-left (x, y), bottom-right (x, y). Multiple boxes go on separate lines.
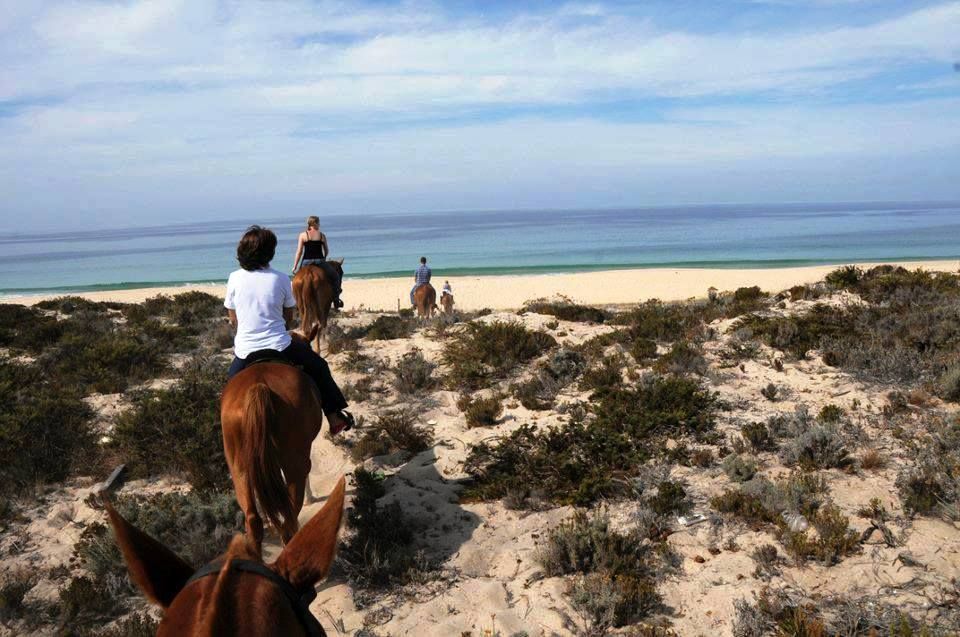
top-left (1, 201), bottom-right (959, 296)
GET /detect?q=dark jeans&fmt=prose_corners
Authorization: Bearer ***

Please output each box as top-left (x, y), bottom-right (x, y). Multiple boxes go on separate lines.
top-left (227, 340), bottom-right (348, 415)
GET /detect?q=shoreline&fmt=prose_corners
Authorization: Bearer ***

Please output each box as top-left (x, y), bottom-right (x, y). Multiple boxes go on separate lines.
top-left (5, 260), bottom-right (957, 311)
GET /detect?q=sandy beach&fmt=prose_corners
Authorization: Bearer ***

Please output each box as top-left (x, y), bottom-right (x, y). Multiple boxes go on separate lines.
top-left (6, 260), bottom-right (958, 310)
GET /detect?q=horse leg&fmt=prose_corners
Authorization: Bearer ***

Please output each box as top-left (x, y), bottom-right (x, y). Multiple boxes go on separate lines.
top-left (230, 468), bottom-right (264, 556)
top-left (282, 465), bottom-right (309, 544)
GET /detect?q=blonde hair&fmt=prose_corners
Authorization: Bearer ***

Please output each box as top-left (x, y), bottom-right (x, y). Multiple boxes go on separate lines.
top-left (306, 216), bottom-right (320, 230)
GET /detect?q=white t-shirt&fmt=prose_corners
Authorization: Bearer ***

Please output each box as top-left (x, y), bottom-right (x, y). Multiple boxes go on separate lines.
top-left (224, 267), bottom-right (296, 359)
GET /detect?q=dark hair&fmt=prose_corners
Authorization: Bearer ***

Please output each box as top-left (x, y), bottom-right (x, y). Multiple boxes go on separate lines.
top-left (420, 256), bottom-right (427, 264)
top-left (237, 225), bottom-right (277, 271)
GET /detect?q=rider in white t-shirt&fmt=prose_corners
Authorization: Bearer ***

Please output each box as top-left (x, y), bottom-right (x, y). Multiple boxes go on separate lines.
top-left (225, 226), bottom-right (353, 435)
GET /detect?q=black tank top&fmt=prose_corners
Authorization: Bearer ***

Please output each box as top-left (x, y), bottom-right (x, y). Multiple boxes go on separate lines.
top-left (302, 234), bottom-right (325, 260)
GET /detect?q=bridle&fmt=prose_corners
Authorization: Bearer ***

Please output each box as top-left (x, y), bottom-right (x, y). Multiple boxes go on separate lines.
top-left (184, 559), bottom-right (326, 637)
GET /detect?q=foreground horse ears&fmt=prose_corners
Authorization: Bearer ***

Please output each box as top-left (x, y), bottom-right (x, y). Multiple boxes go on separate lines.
top-left (272, 476), bottom-right (346, 591)
top-left (101, 495), bottom-right (193, 608)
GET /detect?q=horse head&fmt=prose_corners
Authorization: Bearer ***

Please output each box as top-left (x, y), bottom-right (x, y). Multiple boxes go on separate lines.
top-left (290, 323), bottom-right (320, 345)
top-left (328, 258), bottom-right (344, 277)
top-left (102, 477), bottom-right (345, 636)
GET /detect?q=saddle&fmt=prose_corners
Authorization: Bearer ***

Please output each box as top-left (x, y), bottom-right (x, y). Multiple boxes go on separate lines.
top-left (245, 349), bottom-right (297, 368)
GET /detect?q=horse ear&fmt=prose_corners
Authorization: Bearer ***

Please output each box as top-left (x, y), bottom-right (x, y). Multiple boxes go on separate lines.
top-left (101, 495), bottom-right (193, 608)
top-left (272, 476), bottom-right (346, 591)
top-left (333, 257), bottom-right (344, 265)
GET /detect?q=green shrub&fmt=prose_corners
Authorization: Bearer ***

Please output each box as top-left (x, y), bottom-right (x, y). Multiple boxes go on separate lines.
top-left (392, 349), bottom-right (437, 394)
top-left (457, 394), bottom-right (503, 428)
top-left (734, 304), bottom-right (855, 359)
top-left (124, 292), bottom-right (223, 334)
top-left (43, 329), bottom-right (168, 393)
top-left (466, 376), bottom-right (716, 507)
top-left (442, 321), bottom-right (556, 390)
top-left (111, 357), bottom-right (228, 490)
top-left (781, 504), bottom-right (860, 565)
top-left (0, 569), bottom-right (35, 622)
top-left (722, 454), bottom-right (758, 483)
top-left (817, 404), bottom-right (844, 424)
top-left (0, 304), bottom-right (62, 353)
top-left (653, 341), bottom-right (707, 376)
top-left (591, 375), bottom-right (717, 440)
top-left (0, 359), bottom-right (94, 493)
top-left (35, 296), bottom-right (113, 314)
top-left (711, 472), bottom-right (828, 529)
top-left (779, 424), bottom-right (851, 470)
top-left (579, 354), bottom-right (625, 395)
top-left (536, 511), bottom-right (663, 627)
top-left (523, 298), bottom-right (609, 323)
top-left (351, 409), bottom-right (433, 462)
top-left (630, 338), bottom-right (658, 363)
top-left (646, 480), bottom-right (692, 516)
top-left (741, 422), bottom-right (777, 452)
top-left (825, 265), bottom-right (863, 289)
top-left (894, 422), bottom-right (959, 519)
top-left (612, 299), bottom-right (717, 342)
top-left (350, 315), bottom-right (416, 341)
top-left (339, 468), bottom-right (427, 590)
top-left (937, 365), bottom-right (960, 402)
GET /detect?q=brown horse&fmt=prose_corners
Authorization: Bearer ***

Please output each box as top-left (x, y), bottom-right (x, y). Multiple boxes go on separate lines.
top-left (292, 259), bottom-right (343, 351)
top-left (414, 283), bottom-right (438, 318)
top-left (102, 476), bottom-right (345, 636)
top-left (440, 291), bottom-right (454, 316)
top-left (220, 327), bottom-right (322, 555)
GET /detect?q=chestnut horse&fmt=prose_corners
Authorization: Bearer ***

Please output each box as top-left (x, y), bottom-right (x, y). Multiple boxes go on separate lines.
top-left (414, 283), bottom-right (438, 318)
top-left (440, 292), bottom-right (454, 316)
top-left (220, 327), bottom-right (321, 555)
top-left (292, 259), bottom-right (343, 351)
top-left (102, 477), bottom-right (345, 636)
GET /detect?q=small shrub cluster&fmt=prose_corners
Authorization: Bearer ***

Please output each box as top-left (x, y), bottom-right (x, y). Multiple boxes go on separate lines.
top-left (579, 354), bottom-right (626, 396)
top-left (442, 320), bottom-right (556, 390)
top-left (781, 503), bottom-right (860, 565)
top-left (895, 419), bottom-right (960, 519)
top-left (457, 393), bottom-right (503, 428)
top-left (0, 358), bottom-right (94, 494)
top-left (512, 348), bottom-right (585, 410)
top-left (779, 423), bottom-right (852, 471)
top-left (339, 468), bottom-right (428, 590)
top-left (722, 454), bottom-right (758, 483)
top-left (392, 349), bottom-right (437, 394)
top-left (466, 376), bottom-right (717, 506)
top-left (349, 315), bottom-right (417, 341)
top-left (523, 297), bottom-right (610, 323)
top-left (351, 409), bottom-right (433, 461)
top-left (652, 341), bottom-right (708, 376)
top-left (536, 511), bottom-right (666, 630)
top-left (740, 421), bottom-right (777, 452)
top-left (111, 357), bottom-right (228, 490)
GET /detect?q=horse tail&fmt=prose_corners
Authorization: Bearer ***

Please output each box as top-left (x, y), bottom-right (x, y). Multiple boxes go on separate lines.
top-left (242, 382), bottom-right (294, 535)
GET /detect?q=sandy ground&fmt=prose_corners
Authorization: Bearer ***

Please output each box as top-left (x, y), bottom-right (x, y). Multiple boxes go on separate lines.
top-left (6, 260), bottom-right (958, 311)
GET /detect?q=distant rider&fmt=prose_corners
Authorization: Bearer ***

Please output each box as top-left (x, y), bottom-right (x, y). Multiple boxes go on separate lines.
top-left (441, 280), bottom-right (453, 299)
top-left (411, 256), bottom-right (432, 306)
top-left (228, 225), bottom-right (353, 434)
top-left (292, 215), bottom-right (343, 309)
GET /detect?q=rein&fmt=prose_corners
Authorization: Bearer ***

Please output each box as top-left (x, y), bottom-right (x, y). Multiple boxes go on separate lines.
top-left (184, 559), bottom-right (326, 637)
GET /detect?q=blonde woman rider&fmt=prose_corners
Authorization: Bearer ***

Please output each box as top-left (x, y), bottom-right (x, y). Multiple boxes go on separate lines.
top-left (292, 216), bottom-right (343, 308)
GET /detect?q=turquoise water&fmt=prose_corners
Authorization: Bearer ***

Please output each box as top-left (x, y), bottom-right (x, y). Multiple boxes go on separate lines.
top-left (1, 201), bottom-right (959, 296)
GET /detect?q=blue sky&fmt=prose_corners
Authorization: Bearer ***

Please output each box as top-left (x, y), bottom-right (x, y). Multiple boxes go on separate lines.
top-left (1, 0), bottom-right (958, 231)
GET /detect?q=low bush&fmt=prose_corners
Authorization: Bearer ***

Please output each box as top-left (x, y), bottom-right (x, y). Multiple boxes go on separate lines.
top-left (711, 472), bottom-right (828, 529)
top-left (392, 349), bottom-right (437, 394)
top-left (630, 338), bottom-right (658, 363)
top-left (652, 341), bottom-right (708, 376)
top-left (749, 544), bottom-right (782, 579)
top-left (781, 503), bottom-right (860, 566)
top-left (536, 511), bottom-right (664, 629)
top-left (0, 359), bottom-right (94, 493)
top-left (457, 393), bottom-right (503, 428)
top-left (895, 423), bottom-right (960, 519)
top-left (351, 409), bottom-right (433, 462)
top-left (612, 299), bottom-right (717, 342)
top-left (339, 468), bottom-right (427, 590)
top-left (35, 296), bottom-right (114, 314)
top-left (442, 320), bottom-right (556, 390)
top-left (938, 364), bottom-right (960, 402)
top-left (825, 265), bottom-right (863, 289)
top-left (646, 480), bottom-right (692, 516)
top-left (722, 454), bottom-right (758, 483)
top-left (466, 376), bottom-right (717, 507)
top-left (579, 354), bottom-right (626, 395)
top-left (511, 348), bottom-right (585, 410)
top-left (859, 449), bottom-right (887, 472)
top-left (111, 357), bottom-right (228, 490)
top-left (760, 383), bottom-right (778, 401)
top-left (779, 424), bottom-right (852, 470)
top-left (42, 329), bottom-right (168, 393)
top-left (124, 292), bottom-right (224, 334)
top-left (523, 297), bottom-right (609, 323)
top-left (0, 303), bottom-right (62, 353)
top-left (741, 422), bottom-right (777, 452)
top-left (817, 404), bottom-right (844, 424)
top-left (734, 304), bottom-right (855, 359)
top-left (350, 315), bottom-right (416, 341)
top-left (0, 569), bottom-right (35, 623)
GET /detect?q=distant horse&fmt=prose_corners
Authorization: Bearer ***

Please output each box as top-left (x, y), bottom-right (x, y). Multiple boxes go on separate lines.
top-left (102, 476), bottom-right (345, 637)
top-left (220, 327), bottom-right (322, 555)
top-left (440, 291), bottom-right (454, 316)
top-left (293, 259), bottom-right (343, 351)
top-left (414, 283), bottom-right (438, 318)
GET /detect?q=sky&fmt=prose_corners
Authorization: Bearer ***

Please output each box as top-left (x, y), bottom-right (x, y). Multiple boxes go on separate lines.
top-left (1, 0), bottom-right (959, 231)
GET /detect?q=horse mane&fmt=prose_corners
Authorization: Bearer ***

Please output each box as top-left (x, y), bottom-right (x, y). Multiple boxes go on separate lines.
top-left (196, 536), bottom-right (261, 635)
